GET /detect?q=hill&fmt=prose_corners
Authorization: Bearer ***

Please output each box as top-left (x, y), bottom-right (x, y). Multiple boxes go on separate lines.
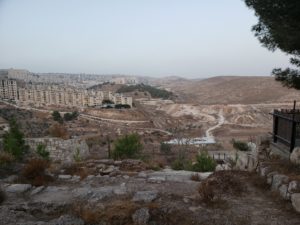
top-left (159, 76), bottom-right (300, 104)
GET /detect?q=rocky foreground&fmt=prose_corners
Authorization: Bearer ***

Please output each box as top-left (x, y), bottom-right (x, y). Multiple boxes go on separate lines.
top-left (1, 159), bottom-right (300, 225)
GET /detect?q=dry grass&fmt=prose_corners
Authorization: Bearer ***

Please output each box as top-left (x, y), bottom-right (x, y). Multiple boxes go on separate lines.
top-left (190, 173), bottom-right (201, 182)
top-left (266, 158), bottom-right (300, 180)
top-left (198, 171), bottom-right (246, 204)
top-left (73, 200), bottom-right (138, 225)
top-left (48, 123), bottom-right (69, 139)
top-left (0, 152), bottom-right (14, 166)
top-left (249, 173), bottom-right (270, 191)
top-left (63, 163), bottom-right (89, 180)
top-left (22, 158), bottom-right (53, 186)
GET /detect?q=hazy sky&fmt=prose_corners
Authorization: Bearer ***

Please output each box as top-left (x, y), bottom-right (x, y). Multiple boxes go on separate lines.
top-left (0, 0), bottom-right (291, 78)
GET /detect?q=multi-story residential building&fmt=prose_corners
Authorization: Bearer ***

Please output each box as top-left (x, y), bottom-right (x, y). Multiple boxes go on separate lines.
top-left (0, 79), bottom-right (18, 101)
top-left (17, 83), bottom-right (132, 108)
top-left (0, 78), bottom-right (133, 108)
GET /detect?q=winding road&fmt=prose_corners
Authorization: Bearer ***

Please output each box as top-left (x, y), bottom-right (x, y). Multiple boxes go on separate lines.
top-left (205, 109), bottom-right (225, 138)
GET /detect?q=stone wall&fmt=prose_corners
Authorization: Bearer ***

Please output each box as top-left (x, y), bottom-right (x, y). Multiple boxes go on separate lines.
top-left (25, 138), bottom-right (90, 163)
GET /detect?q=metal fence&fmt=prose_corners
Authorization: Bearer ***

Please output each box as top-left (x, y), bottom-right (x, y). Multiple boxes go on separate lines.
top-left (271, 106), bottom-right (300, 152)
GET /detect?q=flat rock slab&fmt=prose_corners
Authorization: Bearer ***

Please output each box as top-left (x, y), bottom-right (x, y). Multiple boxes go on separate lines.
top-left (6, 184), bottom-right (32, 193)
top-left (132, 191), bottom-right (158, 203)
top-left (147, 169), bottom-right (212, 182)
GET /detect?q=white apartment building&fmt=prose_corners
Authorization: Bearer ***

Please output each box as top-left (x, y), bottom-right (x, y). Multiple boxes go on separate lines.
top-left (0, 79), bottom-right (18, 101)
top-left (17, 84), bottom-right (132, 108)
top-left (0, 78), bottom-right (133, 108)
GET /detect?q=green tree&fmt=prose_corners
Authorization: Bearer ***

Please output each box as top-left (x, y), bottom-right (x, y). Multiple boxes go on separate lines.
top-left (192, 152), bottom-right (216, 172)
top-left (244, 0), bottom-right (300, 89)
top-left (3, 118), bottom-right (28, 159)
top-left (52, 111), bottom-right (63, 124)
top-left (112, 133), bottom-right (143, 159)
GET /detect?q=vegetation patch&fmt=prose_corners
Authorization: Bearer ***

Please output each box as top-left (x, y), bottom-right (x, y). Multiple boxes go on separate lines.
top-left (113, 133), bottom-right (143, 160)
top-left (73, 200), bottom-right (138, 225)
top-left (198, 171), bottom-right (246, 204)
top-left (232, 139), bottom-right (250, 151)
top-left (3, 118), bottom-right (28, 160)
top-left (22, 158), bottom-right (53, 186)
top-left (36, 144), bottom-right (50, 160)
top-left (192, 152), bottom-right (216, 172)
top-left (117, 84), bottom-right (173, 99)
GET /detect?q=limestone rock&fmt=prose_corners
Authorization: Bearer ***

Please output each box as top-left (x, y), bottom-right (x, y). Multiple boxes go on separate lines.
top-left (266, 171), bottom-right (278, 185)
top-left (271, 174), bottom-right (289, 191)
top-left (101, 165), bottom-right (115, 175)
top-left (31, 186), bottom-right (45, 196)
top-left (278, 184), bottom-right (289, 200)
top-left (132, 191), bottom-right (158, 203)
top-left (6, 184), bottom-right (32, 193)
top-left (259, 166), bottom-right (272, 177)
top-left (132, 208), bottom-right (150, 225)
top-left (290, 147), bottom-right (300, 165)
top-left (58, 175), bottom-right (72, 180)
top-left (50, 214), bottom-right (84, 225)
top-left (288, 180), bottom-right (300, 193)
top-left (291, 193), bottom-right (300, 213)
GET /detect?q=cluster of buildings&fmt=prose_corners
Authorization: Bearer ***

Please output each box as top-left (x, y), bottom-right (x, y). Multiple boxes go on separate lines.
top-left (0, 78), bottom-right (132, 108)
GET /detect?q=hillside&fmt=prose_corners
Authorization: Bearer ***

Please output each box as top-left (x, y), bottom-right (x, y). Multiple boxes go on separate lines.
top-left (159, 76), bottom-right (300, 104)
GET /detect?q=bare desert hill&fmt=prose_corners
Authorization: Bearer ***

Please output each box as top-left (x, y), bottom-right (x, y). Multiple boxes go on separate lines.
top-left (158, 76), bottom-right (300, 104)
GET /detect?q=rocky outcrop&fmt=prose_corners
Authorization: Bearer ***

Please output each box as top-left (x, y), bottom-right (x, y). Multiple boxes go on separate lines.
top-left (290, 147), bottom-right (300, 165)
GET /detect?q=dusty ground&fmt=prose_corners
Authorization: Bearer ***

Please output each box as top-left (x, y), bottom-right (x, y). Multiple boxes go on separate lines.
top-left (1, 167), bottom-right (299, 225)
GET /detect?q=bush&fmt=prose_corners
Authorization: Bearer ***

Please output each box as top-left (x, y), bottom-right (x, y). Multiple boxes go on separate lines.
top-left (160, 142), bottom-right (172, 154)
top-left (171, 157), bottom-right (193, 171)
top-left (232, 139), bottom-right (250, 151)
top-left (113, 133), bottom-right (143, 160)
top-left (22, 158), bottom-right (52, 186)
top-left (3, 118), bottom-right (28, 160)
top-left (64, 111), bottom-right (79, 121)
top-left (192, 152), bottom-right (217, 172)
top-left (52, 111), bottom-right (63, 124)
top-left (115, 104), bottom-right (131, 109)
top-left (36, 144), bottom-right (50, 160)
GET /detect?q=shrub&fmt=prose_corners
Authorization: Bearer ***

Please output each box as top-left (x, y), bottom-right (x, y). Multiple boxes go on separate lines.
top-left (73, 148), bottom-right (82, 162)
top-left (64, 111), bottom-right (79, 121)
top-left (112, 133), bottom-right (143, 159)
top-left (192, 152), bottom-right (217, 172)
top-left (52, 111), bottom-right (63, 124)
top-left (3, 118), bottom-right (28, 160)
top-left (160, 142), bottom-right (172, 154)
top-left (36, 144), bottom-right (50, 160)
top-left (22, 158), bottom-right (52, 186)
top-left (232, 139), bottom-right (250, 151)
top-left (171, 157), bottom-right (193, 171)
